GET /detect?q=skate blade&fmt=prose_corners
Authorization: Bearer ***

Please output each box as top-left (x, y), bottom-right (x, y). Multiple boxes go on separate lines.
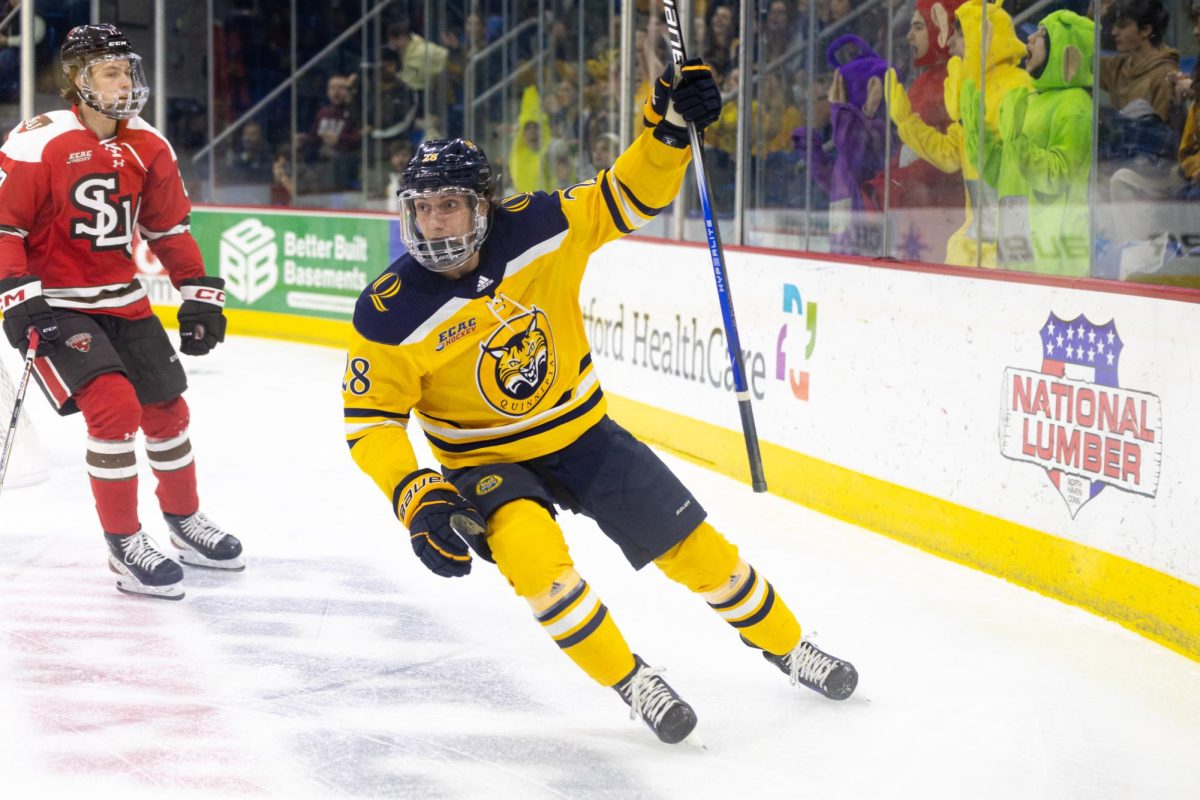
top-left (115, 579), bottom-right (184, 601)
top-left (176, 549), bottom-right (246, 571)
top-left (171, 536), bottom-right (246, 571)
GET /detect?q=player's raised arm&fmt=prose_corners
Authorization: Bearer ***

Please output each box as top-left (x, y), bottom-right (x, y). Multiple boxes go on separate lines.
top-left (559, 59), bottom-right (721, 254)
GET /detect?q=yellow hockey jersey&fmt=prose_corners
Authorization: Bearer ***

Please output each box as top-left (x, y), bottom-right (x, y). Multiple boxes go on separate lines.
top-left (343, 130), bottom-right (690, 501)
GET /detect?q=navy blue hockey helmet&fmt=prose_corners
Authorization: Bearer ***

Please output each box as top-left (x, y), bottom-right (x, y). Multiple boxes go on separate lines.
top-left (397, 139), bottom-right (499, 273)
top-left (60, 24), bottom-right (149, 119)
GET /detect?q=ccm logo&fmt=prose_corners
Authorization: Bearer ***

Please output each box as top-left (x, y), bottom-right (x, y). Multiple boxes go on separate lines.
top-left (1, 286), bottom-right (34, 310)
top-left (182, 285), bottom-right (226, 305)
top-left (195, 287), bottom-right (225, 303)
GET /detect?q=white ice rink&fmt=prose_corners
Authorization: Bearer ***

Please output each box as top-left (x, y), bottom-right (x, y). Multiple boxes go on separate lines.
top-left (2, 336), bottom-right (1199, 800)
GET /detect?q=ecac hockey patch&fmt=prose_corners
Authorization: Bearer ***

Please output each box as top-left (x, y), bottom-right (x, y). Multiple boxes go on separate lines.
top-left (475, 474), bottom-right (503, 495)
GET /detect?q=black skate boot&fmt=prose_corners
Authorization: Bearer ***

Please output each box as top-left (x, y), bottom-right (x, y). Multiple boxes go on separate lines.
top-left (764, 638), bottom-right (858, 700)
top-left (164, 511), bottom-right (245, 571)
top-left (105, 529), bottom-right (185, 600)
top-left (613, 655), bottom-right (699, 745)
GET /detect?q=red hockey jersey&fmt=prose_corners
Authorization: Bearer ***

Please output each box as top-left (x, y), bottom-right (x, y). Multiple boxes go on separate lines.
top-left (0, 107), bottom-right (205, 319)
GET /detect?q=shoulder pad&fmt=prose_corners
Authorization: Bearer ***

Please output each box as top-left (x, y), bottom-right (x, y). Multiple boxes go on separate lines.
top-left (352, 259), bottom-right (472, 347)
top-left (1, 111), bottom-right (84, 162)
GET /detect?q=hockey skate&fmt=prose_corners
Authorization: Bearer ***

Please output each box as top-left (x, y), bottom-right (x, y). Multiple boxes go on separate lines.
top-left (164, 511), bottom-right (245, 571)
top-left (106, 529), bottom-right (185, 600)
top-left (764, 638), bottom-right (858, 700)
top-left (614, 655), bottom-right (699, 745)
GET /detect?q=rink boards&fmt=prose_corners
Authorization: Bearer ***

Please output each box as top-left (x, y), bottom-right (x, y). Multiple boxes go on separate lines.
top-left (141, 206), bottom-right (1200, 661)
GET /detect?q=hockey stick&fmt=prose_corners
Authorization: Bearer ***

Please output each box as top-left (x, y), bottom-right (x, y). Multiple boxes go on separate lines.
top-left (0, 329), bottom-right (40, 498)
top-left (660, 0), bottom-right (767, 492)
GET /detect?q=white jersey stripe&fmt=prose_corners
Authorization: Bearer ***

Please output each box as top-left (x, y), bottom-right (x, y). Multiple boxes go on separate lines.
top-left (417, 371), bottom-right (599, 443)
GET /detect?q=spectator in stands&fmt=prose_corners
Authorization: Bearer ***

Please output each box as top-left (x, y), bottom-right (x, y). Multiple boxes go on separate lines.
top-left (973, 10), bottom-right (1096, 275)
top-left (761, 0), bottom-right (799, 67)
top-left (442, 11), bottom-right (492, 134)
top-left (508, 84), bottom-right (554, 193)
top-left (885, 0), bottom-right (1032, 267)
top-left (866, 0), bottom-right (967, 264)
top-left (271, 145), bottom-right (294, 206)
top-left (390, 18), bottom-right (449, 93)
top-left (792, 34), bottom-right (891, 254)
top-left (706, 70), bottom-right (804, 206)
top-left (703, 2), bottom-right (741, 83)
top-left (1098, 0), bottom-right (1178, 123)
top-left (589, 131), bottom-right (620, 172)
top-left (828, 0), bottom-right (884, 49)
top-left (1171, 1), bottom-right (1200, 199)
top-left (297, 73), bottom-right (362, 192)
top-left (1095, 0), bottom-right (1184, 268)
top-left (224, 120), bottom-right (273, 183)
top-left (386, 139), bottom-right (415, 213)
top-left (382, 19), bottom-right (449, 140)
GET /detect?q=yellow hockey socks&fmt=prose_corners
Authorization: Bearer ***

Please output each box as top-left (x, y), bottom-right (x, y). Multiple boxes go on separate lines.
top-left (655, 522), bottom-right (801, 657)
top-left (528, 569), bottom-right (635, 687)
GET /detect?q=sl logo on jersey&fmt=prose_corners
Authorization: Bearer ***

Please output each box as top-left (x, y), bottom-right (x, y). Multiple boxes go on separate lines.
top-left (369, 272), bottom-right (402, 312)
top-left (66, 333), bottom-right (93, 353)
top-left (69, 172), bottom-right (133, 255)
top-left (475, 301), bottom-right (557, 417)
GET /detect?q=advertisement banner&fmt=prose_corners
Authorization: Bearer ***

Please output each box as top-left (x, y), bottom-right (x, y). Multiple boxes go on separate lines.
top-left (583, 239), bottom-right (1200, 586)
top-left (137, 207), bottom-right (398, 319)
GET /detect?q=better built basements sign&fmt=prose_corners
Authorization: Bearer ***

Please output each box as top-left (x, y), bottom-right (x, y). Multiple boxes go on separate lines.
top-left (136, 207), bottom-right (400, 319)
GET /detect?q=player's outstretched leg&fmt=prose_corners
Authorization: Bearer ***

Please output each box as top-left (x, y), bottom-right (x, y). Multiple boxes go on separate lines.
top-left (760, 638), bottom-right (858, 700)
top-left (613, 655), bottom-right (699, 745)
top-left (655, 521), bottom-right (858, 701)
top-left (105, 529), bottom-right (184, 600)
top-left (488, 500), bottom-right (697, 742)
top-left (164, 511), bottom-right (245, 570)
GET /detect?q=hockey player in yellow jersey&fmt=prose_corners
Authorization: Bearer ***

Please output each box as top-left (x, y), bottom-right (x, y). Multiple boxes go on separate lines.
top-left (342, 58), bottom-right (858, 744)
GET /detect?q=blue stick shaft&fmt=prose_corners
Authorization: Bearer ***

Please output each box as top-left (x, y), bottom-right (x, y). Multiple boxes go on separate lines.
top-left (661, 0), bottom-right (767, 493)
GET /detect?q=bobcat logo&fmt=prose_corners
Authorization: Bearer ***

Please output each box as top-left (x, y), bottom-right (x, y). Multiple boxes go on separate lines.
top-left (476, 305), bottom-right (557, 417)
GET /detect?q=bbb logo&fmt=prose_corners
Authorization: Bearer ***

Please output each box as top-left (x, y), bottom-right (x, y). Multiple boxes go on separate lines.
top-left (219, 218), bottom-right (278, 305)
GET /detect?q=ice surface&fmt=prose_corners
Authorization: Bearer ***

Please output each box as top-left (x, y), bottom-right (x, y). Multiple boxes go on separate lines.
top-left (2, 337), bottom-right (1198, 799)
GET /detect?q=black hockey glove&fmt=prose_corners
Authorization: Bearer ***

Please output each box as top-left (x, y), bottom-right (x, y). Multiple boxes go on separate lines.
top-left (177, 276), bottom-right (227, 356)
top-left (395, 469), bottom-right (486, 578)
top-left (653, 59), bottom-right (722, 148)
top-left (0, 276), bottom-right (59, 355)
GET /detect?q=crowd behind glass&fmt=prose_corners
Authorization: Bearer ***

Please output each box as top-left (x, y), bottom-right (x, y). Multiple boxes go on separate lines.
top-left (3, 0), bottom-right (1198, 286)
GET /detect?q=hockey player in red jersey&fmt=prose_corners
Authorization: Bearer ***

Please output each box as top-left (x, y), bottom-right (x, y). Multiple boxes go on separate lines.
top-left (0, 24), bottom-right (243, 599)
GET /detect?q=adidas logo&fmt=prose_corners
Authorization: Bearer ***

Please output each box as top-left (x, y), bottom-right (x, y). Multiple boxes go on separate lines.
top-left (476, 274), bottom-right (494, 292)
